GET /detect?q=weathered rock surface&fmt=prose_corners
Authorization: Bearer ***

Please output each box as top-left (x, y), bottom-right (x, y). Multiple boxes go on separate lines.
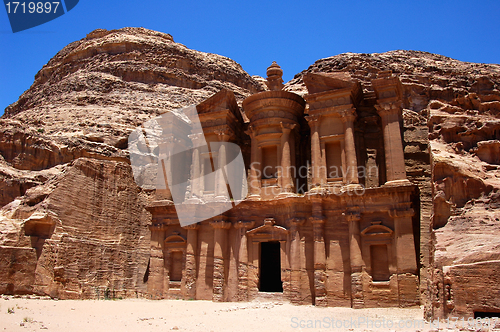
top-left (285, 51), bottom-right (500, 318)
top-left (0, 28), bottom-right (499, 318)
top-left (0, 27), bottom-right (263, 298)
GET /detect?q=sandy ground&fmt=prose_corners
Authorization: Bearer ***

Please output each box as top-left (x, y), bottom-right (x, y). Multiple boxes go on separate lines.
top-left (1, 296), bottom-right (498, 332)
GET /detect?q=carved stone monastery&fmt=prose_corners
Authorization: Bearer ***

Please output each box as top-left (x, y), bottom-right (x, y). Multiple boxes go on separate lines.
top-left (146, 62), bottom-right (420, 307)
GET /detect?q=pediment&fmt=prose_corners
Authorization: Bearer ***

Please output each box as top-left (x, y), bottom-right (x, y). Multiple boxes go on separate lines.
top-left (246, 218), bottom-right (288, 242)
top-left (196, 89), bottom-right (239, 117)
top-left (361, 223), bottom-right (393, 237)
top-left (164, 232), bottom-right (186, 247)
top-left (303, 72), bottom-right (357, 94)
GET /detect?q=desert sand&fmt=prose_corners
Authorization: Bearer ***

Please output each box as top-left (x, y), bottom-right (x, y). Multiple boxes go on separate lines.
top-left (0, 295), bottom-right (481, 332)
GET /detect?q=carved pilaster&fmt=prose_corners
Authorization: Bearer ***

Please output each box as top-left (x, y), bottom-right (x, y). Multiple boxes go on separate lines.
top-left (210, 220), bottom-right (231, 302)
top-left (234, 221), bottom-right (255, 301)
top-left (389, 208), bottom-right (417, 274)
top-left (147, 247), bottom-right (165, 299)
top-left (311, 214), bottom-right (327, 307)
top-left (157, 135), bottom-right (181, 200)
top-left (182, 223), bottom-right (198, 299)
top-left (340, 108), bottom-right (359, 185)
top-left (306, 115), bottom-right (322, 187)
top-left (375, 102), bottom-right (409, 185)
top-left (289, 218), bottom-right (305, 304)
top-left (280, 122), bottom-right (296, 194)
top-left (245, 126), bottom-right (261, 199)
top-left (345, 209), bottom-right (364, 308)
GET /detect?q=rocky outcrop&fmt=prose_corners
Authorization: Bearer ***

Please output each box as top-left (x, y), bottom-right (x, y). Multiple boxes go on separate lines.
top-left (0, 27), bottom-right (263, 298)
top-left (1, 28), bottom-right (499, 317)
top-left (285, 51), bottom-right (500, 318)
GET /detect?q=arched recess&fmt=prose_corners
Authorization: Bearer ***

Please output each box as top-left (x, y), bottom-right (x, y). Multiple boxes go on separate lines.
top-left (164, 233), bottom-right (187, 283)
top-left (246, 218), bottom-right (289, 293)
top-left (360, 221), bottom-right (394, 282)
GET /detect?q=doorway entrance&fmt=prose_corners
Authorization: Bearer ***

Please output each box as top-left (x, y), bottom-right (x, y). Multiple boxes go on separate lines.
top-left (259, 241), bottom-right (283, 292)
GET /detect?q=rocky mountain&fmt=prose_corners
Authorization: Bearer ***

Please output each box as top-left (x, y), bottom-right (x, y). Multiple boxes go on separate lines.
top-left (284, 51), bottom-right (500, 317)
top-left (0, 27), bottom-right (264, 299)
top-left (1, 27), bottom-right (499, 317)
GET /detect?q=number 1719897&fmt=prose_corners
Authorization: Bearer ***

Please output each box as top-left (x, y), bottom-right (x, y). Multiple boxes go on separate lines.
top-left (5, 2), bottom-right (60, 14)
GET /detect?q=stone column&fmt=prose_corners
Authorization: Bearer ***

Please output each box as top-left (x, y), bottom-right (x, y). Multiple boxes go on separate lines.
top-left (157, 136), bottom-right (176, 200)
top-left (246, 126), bottom-right (261, 199)
top-left (375, 103), bottom-right (409, 184)
top-left (182, 223), bottom-right (198, 299)
top-left (188, 133), bottom-right (204, 200)
top-left (346, 210), bottom-right (364, 308)
top-left (389, 208), bottom-right (417, 274)
top-left (341, 108), bottom-right (359, 185)
top-left (306, 116), bottom-right (322, 187)
top-left (311, 198), bottom-right (327, 306)
top-left (280, 122), bottom-right (296, 194)
top-left (289, 218), bottom-right (305, 304)
top-left (215, 131), bottom-right (230, 199)
top-left (235, 221), bottom-right (255, 301)
top-left (211, 220), bottom-right (231, 302)
top-left (389, 206), bottom-right (418, 307)
top-left (147, 225), bottom-right (165, 299)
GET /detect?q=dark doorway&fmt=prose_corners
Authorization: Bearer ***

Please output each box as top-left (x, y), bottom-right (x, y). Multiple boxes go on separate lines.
top-left (371, 244), bottom-right (390, 281)
top-left (259, 241), bottom-right (283, 292)
top-left (170, 251), bottom-right (183, 281)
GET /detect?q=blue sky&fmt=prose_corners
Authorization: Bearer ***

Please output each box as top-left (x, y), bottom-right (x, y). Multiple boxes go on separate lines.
top-left (1, 0), bottom-right (499, 116)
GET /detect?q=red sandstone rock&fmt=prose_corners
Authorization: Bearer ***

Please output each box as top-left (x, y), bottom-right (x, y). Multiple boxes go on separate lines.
top-left (0, 28), bottom-right (499, 319)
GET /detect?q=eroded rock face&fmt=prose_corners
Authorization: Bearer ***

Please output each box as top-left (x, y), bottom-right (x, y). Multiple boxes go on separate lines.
top-left (0, 27), bottom-right (263, 298)
top-left (0, 29), bottom-right (499, 317)
top-left (285, 52), bottom-right (500, 318)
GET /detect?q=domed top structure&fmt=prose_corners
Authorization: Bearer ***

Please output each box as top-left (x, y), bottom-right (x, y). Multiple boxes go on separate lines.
top-left (266, 61), bottom-right (284, 91)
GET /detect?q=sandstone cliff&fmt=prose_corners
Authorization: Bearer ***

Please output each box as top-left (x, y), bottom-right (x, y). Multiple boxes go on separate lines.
top-left (285, 52), bottom-right (500, 317)
top-left (0, 27), bottom-right (263, 298)
top-left (1, 28), bottom-right (499, 316)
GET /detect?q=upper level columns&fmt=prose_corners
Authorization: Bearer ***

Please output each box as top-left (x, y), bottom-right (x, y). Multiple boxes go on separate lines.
top-left (280, 122), bottom-right (296, 194)
top-left (182, 223), bottom-right (199, 299)
top-left (305, 115), bottom-right (323, 187)
top-left (245, 126), bottom-right (262, 200)
top-left (242, 84), bottom-right (305, 199)
top-left (341, 108), bottom-right (359, 185)
top-left (211, 219), bottom-right (231, 302)
top-left (372, 71), bottom-right (410, 186)
top-left (215, 130), bottom-right (231, 200)
top-left (375, 103), bottom-right (409, 184)
top-left (187, 132), bottom-right (204, 200)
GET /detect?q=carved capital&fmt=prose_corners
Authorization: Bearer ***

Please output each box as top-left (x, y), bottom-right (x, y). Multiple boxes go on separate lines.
top-left (375, 102), bottom-right (402, 117)
top-left (280, 122), bottom-right (296, 133)
top-left (305, 115), bottom-right (320, 130)
top-left (289, 217), bottom-right (305, 229)
top-left (183, 223), bottom-right (199, 230)
top-left (215, 128), bottom-right (233, 142)
top-left (160, 135), bottom-right (180, 146)
top-left (210, 220), bottom-right (231, 229)
top-left (188, 132), bottom-right (205, 142)
top-left (244, 125), bottom-right (256, 139)
top-left (340, 108), bottom-right (357, 123)
top-left (310, 216), bottom-right (325, 225)
top-left (343, 208), bottom-right (361, 222)
top-left (234, 220), bottom-right (255, 230)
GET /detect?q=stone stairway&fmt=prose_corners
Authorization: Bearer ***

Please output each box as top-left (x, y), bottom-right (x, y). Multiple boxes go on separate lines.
top-left (253, 292), bottom-right (287, 303)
